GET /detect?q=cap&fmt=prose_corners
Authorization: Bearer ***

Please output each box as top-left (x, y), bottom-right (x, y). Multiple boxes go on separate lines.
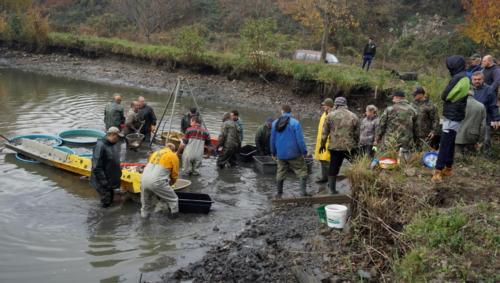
top-left (413, 87), bottom-right (425, 96)
top-left (392, 91), bottom-right (406, 98)
top-left (266, 117), bottom-right (274, 124)
top-left (322, 98), bottom-right (334, 107)
top-left (334, 97), bottom-right (347, 106)
top-left (107, 126), bottom-right (121, 135)
top-left (470, 53), bottom-right (481, 60)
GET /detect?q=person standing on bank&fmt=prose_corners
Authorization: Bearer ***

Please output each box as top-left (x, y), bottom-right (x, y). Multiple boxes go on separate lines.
top-left (470, 71), bottom-right (500, 155)
top-left (319, 97), bottom-right (359, 195)
top-left (140, 143), bottom-right (179, 218)
top-left (481, 55), bottom-right (500, 95)
top-left (362, 37), bottom-right (376, 71)
top-left (90, 127), bottom-right (122, 208)
top-left (432, 55), bottom-right (470, 183)
top-left (313, 98), bottom-right (333, 183)
top-left (455, 91), bottom-right (486, 156)
top-left (104, 95), bottom-right (124, 131)
top-left (255, 117), bottom-right (273, 156)
top-left (359, 105), bottom-right (379, 157)
top-left (271, 105), bottom-right (309, 199)
top-left (137, 96), bottom-right (157, 142)
top-left (412, 87), bottom-right (440, 149)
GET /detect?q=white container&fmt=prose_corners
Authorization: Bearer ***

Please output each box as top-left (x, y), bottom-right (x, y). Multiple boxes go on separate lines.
top-left (325, 204), bottom-right (348, 229)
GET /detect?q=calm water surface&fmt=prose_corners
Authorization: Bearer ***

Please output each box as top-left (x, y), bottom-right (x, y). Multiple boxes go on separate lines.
top-left (0, 67), bottom-right (321, 282)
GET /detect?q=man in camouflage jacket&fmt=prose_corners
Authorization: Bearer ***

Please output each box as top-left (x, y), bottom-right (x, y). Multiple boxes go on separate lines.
top-left (319, 97), bottom-right (359, 194)
top-left (411, 87), bottom-right (440, 148)
top-left (217, 112), bottom-right (241, 169)
top-left (375, 91), bottom-right (418, 150)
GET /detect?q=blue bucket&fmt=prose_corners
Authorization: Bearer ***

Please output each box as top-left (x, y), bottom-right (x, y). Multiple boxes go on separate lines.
top-left (53, 146), bottom-right (76, 154)
top-left (10, 134), bottom-right (63, 146)
top-left (58, 129), bottom-right (105, 146)
top-left (422, 151), bottom-right (438, 169)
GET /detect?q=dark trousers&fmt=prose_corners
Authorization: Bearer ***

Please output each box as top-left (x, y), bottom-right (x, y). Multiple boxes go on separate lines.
top-left (328, 149), bottom-right (355, 176)
top-left (436, 130), bottom-right (456, 170)
top-left (362, 55), bottom-right (373, 71)
top-left (359, 145), bottom-right (374, 158)
top-left (217, 146), bottom-right (238, 168)
top-left (95, 186), bottom-right (114, 208)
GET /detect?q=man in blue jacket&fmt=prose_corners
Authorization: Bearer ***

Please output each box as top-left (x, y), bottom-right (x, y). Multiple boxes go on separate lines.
top-left (471, 71), bottom-right (500, 155)
top-left (271, 105), bottom-right (309, 198)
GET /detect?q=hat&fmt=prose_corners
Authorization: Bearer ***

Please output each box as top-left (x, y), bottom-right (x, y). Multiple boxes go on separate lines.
top-left (470, 53), bottom-right (481, 60)
top-left (334, 97), bottom-right (347, 106)
top-left (413, 87), bottom-right (425, 96)
top-left (392, 91), bottom-right (406, 98)
top-left (106, 126), bottom-right (121, 135)
top-left (266, 117), bottom-right (274, 124)
top-left (322, 98), bottom-right (334, 107)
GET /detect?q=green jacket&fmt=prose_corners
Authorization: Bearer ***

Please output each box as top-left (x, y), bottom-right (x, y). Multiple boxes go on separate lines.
top-left (376, 99), bottom-right (418, 149)
top-left (104, 102), bottom-right (124, 130)
top-left (456, 96), bottom-right (486, 145)
top-left (321, 106), bottom-right (359, 151)
top-left (412, 99), bottom-right (440, 139)
top-left (219, 120), bottom-right (240, 149)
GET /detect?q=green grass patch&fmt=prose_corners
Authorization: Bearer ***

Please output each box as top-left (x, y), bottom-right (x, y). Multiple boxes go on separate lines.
top-left (395, 203), bottom-right (499, 282)
top-left (44, 32), bottom-right (437, 95)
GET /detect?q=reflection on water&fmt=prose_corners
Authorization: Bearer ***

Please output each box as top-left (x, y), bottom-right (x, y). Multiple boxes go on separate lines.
top-left (0, 67), bottom-right (319, 282)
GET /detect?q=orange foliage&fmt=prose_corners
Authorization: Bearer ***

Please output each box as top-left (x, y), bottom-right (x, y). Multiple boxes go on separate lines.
top-left (277, 0), bottom-right (357, 37)
top-left (461, 0), bottom-right (500, 50)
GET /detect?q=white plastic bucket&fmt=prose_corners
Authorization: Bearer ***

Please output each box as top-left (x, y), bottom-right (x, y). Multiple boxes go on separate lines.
top-left (325, 204), bottom-right (348, 229)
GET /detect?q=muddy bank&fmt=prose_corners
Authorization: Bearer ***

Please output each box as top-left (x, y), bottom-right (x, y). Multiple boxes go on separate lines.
top-left (0, 48), bottom-right (385, 118)
top-left (162, 205), bottom-right (365, 283)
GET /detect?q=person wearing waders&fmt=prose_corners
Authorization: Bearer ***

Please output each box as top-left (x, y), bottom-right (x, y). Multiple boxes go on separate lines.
top-left (141, 143), bottom-right (179, 218)
top-left (313, 98), bottom-right (333, 183)
top-left (90, 127), bottom-right (122, 208)
top-left (217, 112), bottom-right (241, 169)
top-left (179, 116), bottom-right (211, 176)
top-left (271, 105), bottom-right (309, 199)
top-left (319, 97), bottom-right (359, 195)
top-left (104, 95), bottom-right (124, 131)
top-left (181, 107), bottom-right (202, 134)
top-left (432, 55), bottom-right (470, 183)
top-left (137, 96), bottom-right (157, 143)
top-left (255, 117), bottom-right (273, 156)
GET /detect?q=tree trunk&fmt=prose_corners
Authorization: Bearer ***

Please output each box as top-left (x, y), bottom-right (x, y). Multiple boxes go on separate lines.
top-left (320, 15), bottom-right (329, 63)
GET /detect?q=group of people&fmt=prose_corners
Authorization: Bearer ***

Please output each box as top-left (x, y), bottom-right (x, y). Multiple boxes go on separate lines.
top-left (90, 52), bottom-right (499, 214)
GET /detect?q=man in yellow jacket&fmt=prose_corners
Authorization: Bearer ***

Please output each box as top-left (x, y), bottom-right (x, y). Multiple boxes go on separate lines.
top-left (314, 98), bottom-right (333, 183)
top-left (141, 143), bottom-right (180, 218)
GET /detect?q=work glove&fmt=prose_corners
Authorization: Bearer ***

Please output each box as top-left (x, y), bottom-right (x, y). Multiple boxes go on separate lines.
top-left (319, 145), bottom-right (326, 154)
top-left (372, 146), bottom-right (378, 153)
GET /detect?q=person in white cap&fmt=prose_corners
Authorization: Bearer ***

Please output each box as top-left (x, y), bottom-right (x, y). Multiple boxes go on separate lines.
top-left (90, 127), bottom-right (122, 208)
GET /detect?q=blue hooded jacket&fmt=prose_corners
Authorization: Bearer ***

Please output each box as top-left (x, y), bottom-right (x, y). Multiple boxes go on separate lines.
top-left (271, 113), bottom-right (307, 160)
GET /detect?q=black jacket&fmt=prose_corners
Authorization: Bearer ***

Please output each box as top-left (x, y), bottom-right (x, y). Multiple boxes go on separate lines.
top-left (363, 43), bottom-right (376, 56)
top-left (90, 139), bottom-right (122, 190)
top-left (441, 55), bottom-right (468, 122)
top-left (137, 104), bottom-right (157, 135)
top-left (482, 64), bottom-right (500, 94)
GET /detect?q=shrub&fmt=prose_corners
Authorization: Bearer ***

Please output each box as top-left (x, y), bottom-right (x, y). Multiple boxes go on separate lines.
top-left (174, 25), bottom-right (206, 62)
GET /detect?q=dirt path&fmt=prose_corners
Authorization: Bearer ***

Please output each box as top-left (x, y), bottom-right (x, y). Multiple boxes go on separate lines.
top-left (0, 48), bottom-right (326, 118)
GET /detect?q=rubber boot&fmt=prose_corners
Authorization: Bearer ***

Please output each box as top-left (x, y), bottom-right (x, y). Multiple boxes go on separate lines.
top-left (431, 170), bottom-right (443, 183)
top-left (328, 176), bottom-right (337, 194)
top-left (442, 166), bottom-right (453, 177)
top-left (275, 180), bottom-right (284, 199)
top-left (300, 178), bottom-right (311, 197)
top-left (315, 163), bottom-right (328, 183)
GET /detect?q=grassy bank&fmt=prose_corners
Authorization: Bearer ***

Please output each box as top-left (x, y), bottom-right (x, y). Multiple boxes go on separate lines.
top-left (345, 147), bottom-right (500, 281)
top-left (44, 32), bottom-right (447, 98)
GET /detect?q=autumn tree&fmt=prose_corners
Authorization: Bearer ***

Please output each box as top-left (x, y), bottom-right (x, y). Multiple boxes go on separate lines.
top-left (115, 0), bottom-right (186, 42)
top-left (461, 0), bottom-right (500, 51)
top-left (278, 0), bottom-right (357, 62)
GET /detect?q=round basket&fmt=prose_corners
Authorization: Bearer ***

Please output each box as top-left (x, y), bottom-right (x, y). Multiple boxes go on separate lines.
top-left (58, 129), bottom-right (106, 146)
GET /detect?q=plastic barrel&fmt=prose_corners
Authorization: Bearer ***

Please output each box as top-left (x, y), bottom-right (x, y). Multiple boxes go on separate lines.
top-left (325, 204), bottom-right (348, 229)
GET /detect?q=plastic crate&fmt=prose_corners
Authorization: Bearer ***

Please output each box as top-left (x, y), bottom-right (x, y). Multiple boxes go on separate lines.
top-left (239, 144), bottom-right (257, 162)
top-left (253, 155), bottom-right (277, 174)
top-left (176, 192), bottom-right (213, 214)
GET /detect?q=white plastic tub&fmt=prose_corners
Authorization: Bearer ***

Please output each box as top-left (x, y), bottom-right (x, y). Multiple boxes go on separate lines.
top-left (325, 204), bottom-right (348, 229)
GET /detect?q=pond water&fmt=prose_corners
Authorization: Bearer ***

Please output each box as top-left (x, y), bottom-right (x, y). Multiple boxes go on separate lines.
top-left (0, 67), bottom-right (323, 282)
